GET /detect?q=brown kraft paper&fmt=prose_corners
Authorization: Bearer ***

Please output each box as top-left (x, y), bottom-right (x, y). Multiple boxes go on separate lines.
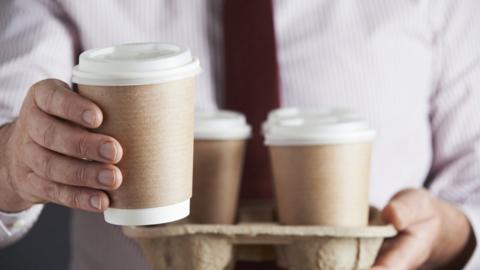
top-left (122, 204), bottom-right (397, 270)
top-left (269, 143), bottom-right (371, 226)
top-left (77, 78), bottom-right (195, 209)
top-left (190, 140), bottom-right (246, 224)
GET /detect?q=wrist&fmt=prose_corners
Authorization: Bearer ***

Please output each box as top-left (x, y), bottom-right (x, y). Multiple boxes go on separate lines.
top-left (430, 198), bottom-right (476, 269)
top-left (0, 122), bottom-right (32, 212)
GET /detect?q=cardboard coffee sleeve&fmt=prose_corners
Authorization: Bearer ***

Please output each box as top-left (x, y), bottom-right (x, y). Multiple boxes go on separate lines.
top-left (264, 108), bottom-right (375, 226)
top-left (72, 43), bottom-right (201, 225)
top-left (269, 143), bottom-right (371, 226)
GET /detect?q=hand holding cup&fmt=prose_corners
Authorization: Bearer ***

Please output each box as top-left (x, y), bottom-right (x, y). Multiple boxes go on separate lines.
top-left (0, 79), bottom-right (123, 213)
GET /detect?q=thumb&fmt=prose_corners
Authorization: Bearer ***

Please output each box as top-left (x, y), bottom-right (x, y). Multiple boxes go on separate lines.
top-left (382, 188), bottom-right (436, 231)
top-left (373, 189), bottom-right (439, 270)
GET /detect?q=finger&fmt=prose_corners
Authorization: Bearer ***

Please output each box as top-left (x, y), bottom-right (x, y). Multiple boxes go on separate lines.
top-left (25, 172), bottom-right (110, 212)
top-left (31, 79), bottom-right (103, 128)
top-left (26, 105), bottom-right (123, 163)
top-left (382, 188), bottom-right (435, 231)
top-left (23, 141), bottom-right (122, 190)
top-left (372, 230), bottom-right (431, 270)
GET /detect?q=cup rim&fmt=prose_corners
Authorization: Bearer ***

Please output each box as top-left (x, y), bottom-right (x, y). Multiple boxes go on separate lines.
top-left (264, 107), bottom-right (376, 145)
top-left (195, 110), bottom-right (252, 140)
top-left (72, 42), bottom-right (201, 86)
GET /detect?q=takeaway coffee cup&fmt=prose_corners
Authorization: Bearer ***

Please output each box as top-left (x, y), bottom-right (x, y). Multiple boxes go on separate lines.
top-left (190, 110), bottom-right (251, 224)
top-left (264, 108), bottom-right (375, 226)
top-left (72, 43), bottom-right (201, 226)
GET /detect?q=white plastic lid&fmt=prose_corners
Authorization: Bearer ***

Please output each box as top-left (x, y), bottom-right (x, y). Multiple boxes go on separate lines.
top-left (262, 107), bottom-right (361, 134)
top-left (264, 108), bottom-right (375, 145)
top-left (72, 43), bottom-right (201, 86)
top-left (195, 110), bottom-right (252, 140)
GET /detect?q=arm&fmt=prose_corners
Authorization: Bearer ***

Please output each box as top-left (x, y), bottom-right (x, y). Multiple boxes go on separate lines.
top-left (373, 0), bottom-right (480, 268)
top-left (427, 0), bottom-right (480, 268)
top-left (0, 0), bottom-right (123, 248)
top-left (426, 0), bottom-right (480, 267)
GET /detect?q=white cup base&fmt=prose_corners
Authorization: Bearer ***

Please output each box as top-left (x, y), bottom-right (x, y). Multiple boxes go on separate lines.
top-left (104, 199), bottom-right (190, 226)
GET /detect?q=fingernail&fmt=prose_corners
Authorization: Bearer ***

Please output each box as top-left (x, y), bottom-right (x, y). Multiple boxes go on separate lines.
top-left (99, 142), bottom-right (117, 161)
top-left (98, 170), bottom-right (116, 187)
top-left (90, 196), bottom-right (102, 210)
top-left (82, 110), bottom-right (96, 126)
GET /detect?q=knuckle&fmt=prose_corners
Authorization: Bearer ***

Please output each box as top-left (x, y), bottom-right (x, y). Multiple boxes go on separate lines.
top-left (74, 166), bottom-right (90, 186)
top-left (76, 134), bottom-right (90, 158)
top-left (39, 85), bottom-right (56, 112)
top-left (70, 190), bottom-right (84, 209)
top-left (58, 93), bottom-right (70, 116)
top-left (31, 79), bottom-right (70, 114)
top-left (40, 153), bottom-right (54, 180)
top-left (54, 86), bottom-right (76, 120)
top-left (41, 121), bottom-right (57, 149)
top-left (43, 182), bottom-right (60, 203)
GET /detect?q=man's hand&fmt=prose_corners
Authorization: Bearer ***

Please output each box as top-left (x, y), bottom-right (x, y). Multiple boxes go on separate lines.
top-left (0, 79), bottom-right (123, 213)
top-left (372, 188), bottom-right (476, 270)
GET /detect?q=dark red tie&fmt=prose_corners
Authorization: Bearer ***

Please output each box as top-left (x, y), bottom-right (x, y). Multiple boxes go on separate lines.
top-left (224, 1), bottom-right (281, 269)
top-left (224, 0), bottom-right (280, 200)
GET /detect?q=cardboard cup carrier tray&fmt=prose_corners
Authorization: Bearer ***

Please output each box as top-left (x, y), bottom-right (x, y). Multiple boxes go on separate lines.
top-left (123, 201), bottom-right (396, 270)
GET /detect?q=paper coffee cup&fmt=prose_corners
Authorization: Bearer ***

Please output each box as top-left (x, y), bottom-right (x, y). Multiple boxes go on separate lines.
top-left (72, 43), bottom-right (201, 225)
top-left (191, 110), bottom-right (251, 224)
top-left (264, 108), bottom-right (375, 226)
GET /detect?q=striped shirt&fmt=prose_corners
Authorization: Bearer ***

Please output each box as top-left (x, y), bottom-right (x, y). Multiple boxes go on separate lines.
top-left (0, 0), bottom-right (479, 269)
